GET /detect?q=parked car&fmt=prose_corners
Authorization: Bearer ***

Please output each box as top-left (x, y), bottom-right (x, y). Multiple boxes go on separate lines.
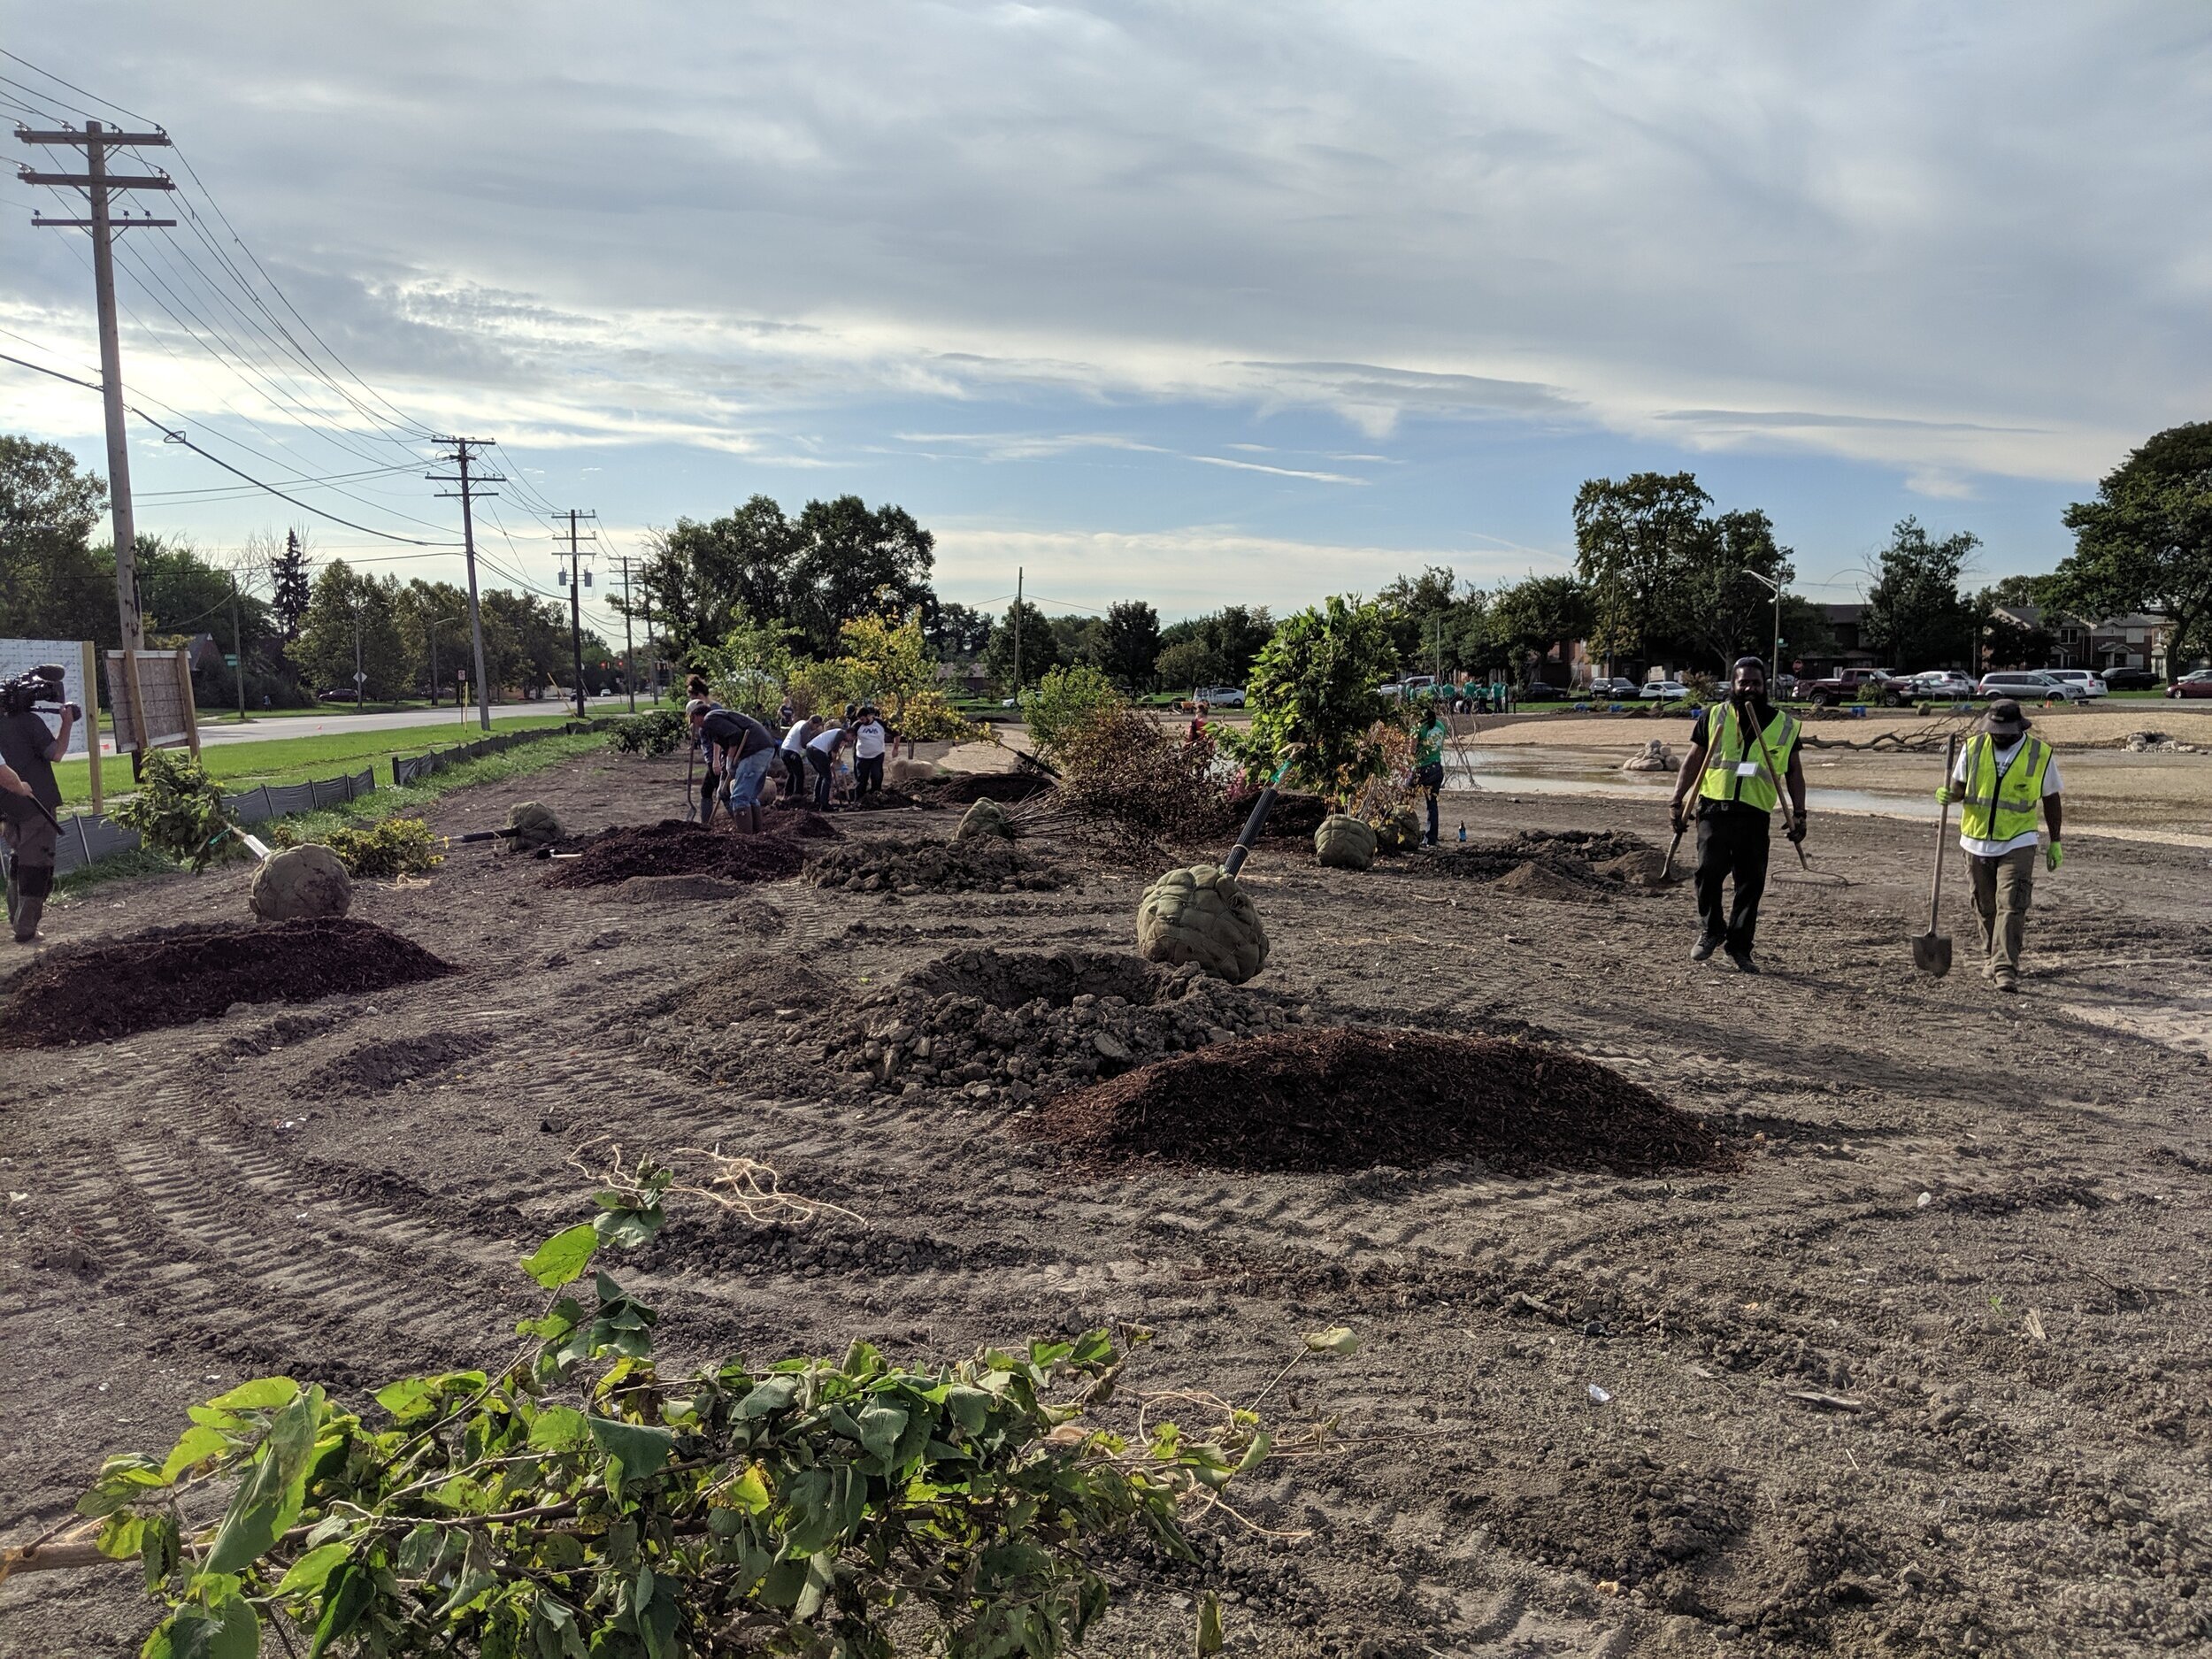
top-left (1801, 668), bottom-right (1908, 708)
top-left (1902, 671), bottom-right (1976, 700)
top-left (1640, 680), bottom-right (1692, 702)
top-left (2168, 670), bottom-right (2212, 699)
top-left (1977, 670), bottom-right (2087, 703)
top-left (1517, 681), bottom-right (1569, 702)
top-left (2042, 668), bottom-right (2108, 699)
top-left (1772, 673), bottom-right (1800, 700)
top-left (1194, 685), bottom-right (1247, 707)
top-left (318, 688), bottom-right (358, 703)
top-left (1588, 677), bottom-right (1640, 700)
top-left (2101, 666), bottom-right (2161, 691)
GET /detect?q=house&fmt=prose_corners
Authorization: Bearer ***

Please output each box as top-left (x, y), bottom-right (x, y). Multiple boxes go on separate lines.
top-left (1990, 606), bottom-right (2171, 675)
top-left (1786, 604), bottom-right (1876, 679)
top-left (933, 661), bottom-right (991, 696)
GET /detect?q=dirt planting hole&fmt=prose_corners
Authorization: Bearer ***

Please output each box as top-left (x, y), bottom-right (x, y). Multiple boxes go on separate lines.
top-left (1027, 1026), bottom-right (1730, 1177)
top-left (303, 1029), bottom-right (500, 1097)
top-left (541, 818), bottom-right (825, 888)
top-left (0, 918), bottom-right (457, 1048)
top-left (1411, 828), bottom-right (1678, 892)
top-left (900, 947), bottom-right (1170, 1010)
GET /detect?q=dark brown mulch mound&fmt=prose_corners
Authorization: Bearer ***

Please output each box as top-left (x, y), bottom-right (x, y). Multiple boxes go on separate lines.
top-left (910, 772), bottom-right (1052, 808)
top-left (541, 820), bottom-right (808, 888)
top-left (1026, 1026), bottom-right (1727, 1177)
top-left (0, 918), bottom-right (456, 1049)
top-left (843, 788), bottom-right (920, 811)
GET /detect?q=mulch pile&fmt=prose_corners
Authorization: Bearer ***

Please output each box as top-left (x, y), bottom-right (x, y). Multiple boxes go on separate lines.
top-left (803, 834), bottom-right (1068, 895)
top-left (541, 819), bottom-right (822, 888)
top-left (1027, 1026), bottom-right (1727, 1177)
top-left (826, 948), bottom-right (1302, 1104)
top-left (0, 918), bottom-right (456, 1048)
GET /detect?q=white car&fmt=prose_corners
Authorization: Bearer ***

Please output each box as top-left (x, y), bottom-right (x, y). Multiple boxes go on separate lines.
top-left (1640, 680), bottom-right (1692, 702)
top-left (2042, 669), bottom-right (2108, 699)
top-left (1977, 671), bottom-right (2087, 703)
top-left (1904, 671), bottom-right (1975, 699)
top-left (1194, 685), bottom-right (1247, 707)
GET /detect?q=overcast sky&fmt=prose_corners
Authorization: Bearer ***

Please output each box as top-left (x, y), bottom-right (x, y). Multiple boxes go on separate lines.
top-left (3, 2), bottom-right (2207, 626)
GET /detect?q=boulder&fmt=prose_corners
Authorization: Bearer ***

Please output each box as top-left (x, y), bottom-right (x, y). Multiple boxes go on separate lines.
top-left (504, 801), bottom-right (564, 852)
top-left (1314, 812), bottom-right (1379, 871)
top-left (955, 797), bottom-right (1016, 842)
top-left (1622, 739), bottom-right (1676, 772)
top-left (1137, 863), bottom-right (1269, 986)
top-left (250, 843), bottom-right (352, 922)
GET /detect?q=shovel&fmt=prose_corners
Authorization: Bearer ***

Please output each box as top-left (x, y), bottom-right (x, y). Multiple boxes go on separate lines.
top-left (1911, 735), bottom-right (1958, 977)
top-left (1661, 821), bottom-right (1685, 880)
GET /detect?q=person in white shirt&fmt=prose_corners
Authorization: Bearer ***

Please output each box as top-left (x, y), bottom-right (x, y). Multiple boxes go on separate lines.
top-left (1936, 697), bottom-right (2064, 991)
top-left (805, 721), bottom-right (849, 810)
top-left (779, 716), bottom-right (816, 803)
top-left (852, 706), bottom-right (888, 797)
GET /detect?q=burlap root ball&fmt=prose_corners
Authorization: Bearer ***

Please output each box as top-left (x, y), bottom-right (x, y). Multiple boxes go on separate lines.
top-left (1370, 806), bottom-right (1422, 853)
top-left (955, 797), bottom-right (1016, 842)
top-left (1313, 812), bottom-right (1378, 871)
top-left (887, 757), bottom-right (942, 787)
top-left (504, 801), bottom-right (564, 852)
top-left (1136, 862), bottom-right (1269, 985)
top-left (250, 843), bottom-right (353, 922)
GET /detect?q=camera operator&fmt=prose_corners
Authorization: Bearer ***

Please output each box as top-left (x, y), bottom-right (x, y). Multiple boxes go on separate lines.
top-left (0, 669), bottom-right (77, 944)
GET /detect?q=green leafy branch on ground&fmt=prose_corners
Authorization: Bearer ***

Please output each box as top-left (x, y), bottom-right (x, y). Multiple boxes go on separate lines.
top-left (107, 751), bottom-right (238, 871)
top-left (5, 1154), bottom-right (1346, 1657)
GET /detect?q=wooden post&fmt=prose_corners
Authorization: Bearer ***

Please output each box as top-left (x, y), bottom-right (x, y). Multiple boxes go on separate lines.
top-left (177, 650), bottom-right (201, 757)
top-left (80, 640), bottom-right (103, 814)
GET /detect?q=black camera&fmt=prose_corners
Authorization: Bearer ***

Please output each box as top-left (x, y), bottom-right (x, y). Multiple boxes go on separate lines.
top-left (0, 664), bottom-right (72, 718)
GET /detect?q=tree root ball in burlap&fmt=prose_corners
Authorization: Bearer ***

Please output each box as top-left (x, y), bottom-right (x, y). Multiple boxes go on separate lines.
top-left (1314, 812), bottom-right (1378, 871)
top-left (504, 801), bottom-right (564, 852)
top-left (1137, 863), bottom-right (1269, 985)
top-left (250, 843), bottom-right (353, 922)
top-left (1370, 806), bottom-right (1422, 853)
top-left (956, 797), bottom-right (1016, 842)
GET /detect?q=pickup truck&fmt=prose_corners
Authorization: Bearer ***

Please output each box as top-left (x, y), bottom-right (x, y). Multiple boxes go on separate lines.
top-left (1801, 668), bottom-right (1907, 708)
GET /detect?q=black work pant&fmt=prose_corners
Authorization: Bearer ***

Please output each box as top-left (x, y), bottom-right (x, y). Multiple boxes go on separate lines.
top-left (808, 748), bottom-right (834, 808)
top-left (1416, 762), bottom-right (1444, 842)
top-left (856, 754), bottom-right (884, 795)
top-left (1694, 809), bottom-right (1770, 956)
top-left (781, 749), bottom-right (807, 800)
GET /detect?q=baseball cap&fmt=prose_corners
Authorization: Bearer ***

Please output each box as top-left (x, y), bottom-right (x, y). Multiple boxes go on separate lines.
top-left (1985, 697), bottom-right (2030, 736)
top-left (684, 698), bottom-right (711, 718)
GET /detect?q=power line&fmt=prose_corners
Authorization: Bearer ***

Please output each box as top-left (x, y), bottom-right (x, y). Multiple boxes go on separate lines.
top-left (0, 48), bottom-right (158, 125)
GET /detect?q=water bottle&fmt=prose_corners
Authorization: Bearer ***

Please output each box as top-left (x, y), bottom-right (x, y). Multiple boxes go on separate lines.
top-left (1456, 822), bottom-right (1467, 842)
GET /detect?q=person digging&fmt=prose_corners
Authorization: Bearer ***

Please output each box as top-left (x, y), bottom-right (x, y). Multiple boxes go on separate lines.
top-left (1936, 696), bottom-right (2062, 994)
top-left (1669, 657), bottom-right (1807, 974)
top-left (687, 699), bottom-right (779, 834)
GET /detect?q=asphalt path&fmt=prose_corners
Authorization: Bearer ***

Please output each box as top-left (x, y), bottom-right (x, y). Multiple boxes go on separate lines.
top-left (67, 694), bottom-right (639, 754)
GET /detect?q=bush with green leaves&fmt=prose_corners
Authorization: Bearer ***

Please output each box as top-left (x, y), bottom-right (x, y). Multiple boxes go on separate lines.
top-left (609, 710), bottom-right (688, 757)
top-left (42, 1158), bottom-right (1326, 1658)
top-left (1233, 596), bottom-right (1403, 804)
top-left (320, 817), bottom-right (443, 879)
top-left (109, 749), bottom-right (238, 871)
top-left (1017, 664), bottom-right (1124, 763)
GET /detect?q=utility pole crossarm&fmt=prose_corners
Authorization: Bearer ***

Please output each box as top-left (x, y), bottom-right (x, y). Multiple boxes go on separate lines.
top-left (30, 215), bottom-right (176, 228)
top-left (13, 127), bottom-right (171, 147)
top-left (17, 170), bottom-right (175, 189)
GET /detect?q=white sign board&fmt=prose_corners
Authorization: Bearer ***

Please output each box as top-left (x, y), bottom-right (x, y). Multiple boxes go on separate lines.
top-left (0, 639), bottom-right (93, 757)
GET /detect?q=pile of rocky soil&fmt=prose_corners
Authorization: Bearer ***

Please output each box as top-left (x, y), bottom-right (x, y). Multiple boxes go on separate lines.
top-left (1028, 1026), bottom-right (1728, 1176)
top-left (638, 954), bottom-right (841, 1026)
top-left (803, 834), bottom-right (1069, 895)
top-left (908, 772), bottom-right (1053, 808)
top-left (821, 947), bottom-right (1302, 1102)
top-left (541, 819), bottom-right (819, 888)
top-left (0, 918), bottom-right (456, 1048)
top-left (1412, 827), bottom-right (1676, 891)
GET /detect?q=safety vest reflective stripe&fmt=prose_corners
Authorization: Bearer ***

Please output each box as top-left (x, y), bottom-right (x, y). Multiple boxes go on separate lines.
top-left (1958, 735), bottom-right (2048, 842)
top-left (1697, 704), bottom-right (1797, 813)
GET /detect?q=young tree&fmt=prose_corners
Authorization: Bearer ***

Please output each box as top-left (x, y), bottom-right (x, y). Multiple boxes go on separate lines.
top-left (835, 610), bottom-right (936, 728)
top-left (1863, 518), bottom-right (1978, 670)
top-left (1242, 595), bottom-right (1401, 799)
top-left (981, 599), bottom-right (1063, 692)
top-left (785, 496), bottom-right (935, 656)
top-left (1573, 472), bottom-right (1712, 666)
top-left (1092, 600), bottom-right (1162, 692)
top-left (2055, 421), bottom-right (2212, 671)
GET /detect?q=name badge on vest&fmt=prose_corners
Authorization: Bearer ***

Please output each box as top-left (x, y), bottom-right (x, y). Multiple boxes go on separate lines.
top-left (1735, 762), bottom-right (1760, 777)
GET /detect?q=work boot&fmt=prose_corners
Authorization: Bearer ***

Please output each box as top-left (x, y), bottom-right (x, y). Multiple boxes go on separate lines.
top-left (1725, 949), bottom-right (1760, 975)
top-left (12, 895), bottom-right (42, 944)
top-left (1690, 936), bottom-right (1721, 962)
top-left (1993, 972), bottom-right (2019, 994)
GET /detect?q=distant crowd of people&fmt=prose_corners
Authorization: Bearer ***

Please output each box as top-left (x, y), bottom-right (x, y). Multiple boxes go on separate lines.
top-left (681, 676), bottom-right (892, 830)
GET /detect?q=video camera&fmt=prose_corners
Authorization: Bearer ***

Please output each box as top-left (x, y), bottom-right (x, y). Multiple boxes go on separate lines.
top-left (0, 664), bottom-right (78, 719)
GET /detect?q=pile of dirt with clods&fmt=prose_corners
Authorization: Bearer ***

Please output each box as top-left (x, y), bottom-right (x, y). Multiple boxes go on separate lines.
top-left (1028, 1026), bottom-right (1728, 1176)
top-left (821, 947), bottom-right (1302, 1104)
top-left (803, 833), bottom-right (1069, 896)
top-left (0, 918), bottom-right (456, 1048)
top-left (541, 819), bottom-right (818, 888)
top-left (1412, 827), bottom-right (1678, 892)
top-left (908, 772), bottom-right (1053, 808)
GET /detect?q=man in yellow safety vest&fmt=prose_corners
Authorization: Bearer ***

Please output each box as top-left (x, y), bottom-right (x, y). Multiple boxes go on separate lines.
top-left (1669, 657), bottom-right (1808, 973)
top-left (1935, 697), bottom-right (2063, 992)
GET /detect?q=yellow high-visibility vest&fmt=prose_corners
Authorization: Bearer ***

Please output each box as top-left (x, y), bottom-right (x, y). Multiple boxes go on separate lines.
top-left (1958, 733), bottom-right (2050, 844)
top-left (1698, 703), bottom-right (1798, 813)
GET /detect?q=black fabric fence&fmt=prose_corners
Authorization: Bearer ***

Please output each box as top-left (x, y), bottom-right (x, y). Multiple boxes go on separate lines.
top-left (389, 719), bottom-right (607, 787)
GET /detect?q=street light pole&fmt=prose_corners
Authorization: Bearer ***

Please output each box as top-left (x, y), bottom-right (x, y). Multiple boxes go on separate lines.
top-left (1741, 569), bottom-right (1784, 683)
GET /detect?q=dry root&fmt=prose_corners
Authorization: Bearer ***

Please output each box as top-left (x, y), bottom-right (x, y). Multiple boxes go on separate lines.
top-left (567, 1136), bottom-right (864, 1228)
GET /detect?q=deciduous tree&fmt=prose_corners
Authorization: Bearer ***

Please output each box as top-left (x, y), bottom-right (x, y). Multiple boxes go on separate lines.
top-left (2055, 421), bottom-right (2212, 671)
top-left (1863, 518), bottom-right (1978, 670)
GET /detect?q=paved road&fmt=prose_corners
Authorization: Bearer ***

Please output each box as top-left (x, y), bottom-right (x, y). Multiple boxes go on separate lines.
top-left (73, 695), bottom-right (641, 753)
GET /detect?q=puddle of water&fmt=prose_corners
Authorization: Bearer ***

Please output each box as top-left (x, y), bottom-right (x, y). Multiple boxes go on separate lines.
top-left (1444, 758), bottom-right (1938, 820)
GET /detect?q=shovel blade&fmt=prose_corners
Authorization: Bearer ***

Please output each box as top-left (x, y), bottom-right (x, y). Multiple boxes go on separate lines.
top-left (1912, 932), bottom-right (1952, 977)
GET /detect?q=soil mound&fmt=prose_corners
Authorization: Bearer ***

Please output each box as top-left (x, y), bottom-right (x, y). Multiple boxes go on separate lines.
top-left (825, 948), bottom-right (1299, 1103)
top-left (1489, 860), bottom-right (1609, 901)
top-left (1028, 1027), bottom-right (1726, 1176)
top-left (1416, 828), bottom-right (1663, 892)
top-left (0, 918), bottom-right (455, 1048)
top-left (843, 787), bottom-right (920, 811)
top-left (803, 833), bottom-right (1067, 895)
top-left (542, 820), bottom-right (808, 888)
top-left (910, 772), bottom-right (1051, 808)
top-left (643, 954), bottom-right (840, 1025)
top-left (304, 1029), bottom-right (498, 1097)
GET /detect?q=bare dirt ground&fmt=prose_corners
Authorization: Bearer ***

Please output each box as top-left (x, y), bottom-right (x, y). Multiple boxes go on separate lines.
top-left (4, 746), bottom-right (2209, 1656)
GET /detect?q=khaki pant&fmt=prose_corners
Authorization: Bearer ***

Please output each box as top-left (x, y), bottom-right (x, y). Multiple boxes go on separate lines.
top-left (1968, 844), bottom-right (2037, 985)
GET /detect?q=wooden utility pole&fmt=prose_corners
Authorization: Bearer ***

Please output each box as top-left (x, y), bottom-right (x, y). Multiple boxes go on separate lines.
top-left (615, 554), bottom-right (638, 712)
top-left (229, 570), bottom-right (246, 723)
top-left (19, 119), bottom-right (176, 684)
top-left (561, 509), bottom-right (595, 720)
top-left (1012, 566), bottom-right (1024, 696)
top-left (427, 438), bottom-right (502, 732)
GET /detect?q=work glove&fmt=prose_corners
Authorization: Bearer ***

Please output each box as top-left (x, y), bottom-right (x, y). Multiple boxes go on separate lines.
top-left (2047, 841), bottom-right (2063, 872)
top-left (1934, 785), bottom-right (1955, 806)
top-left (1786, 811), bottom-right (1808, 844)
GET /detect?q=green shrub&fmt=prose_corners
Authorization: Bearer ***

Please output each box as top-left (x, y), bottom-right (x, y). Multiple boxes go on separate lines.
top-left (319, 817), bottom-right (442, 878)
top-left (1018, 664), bottom-right (1125, 761)
top-left (108, 749), bottom-right (236, 870)
top-left (610, 709), bottom-right (687, 756)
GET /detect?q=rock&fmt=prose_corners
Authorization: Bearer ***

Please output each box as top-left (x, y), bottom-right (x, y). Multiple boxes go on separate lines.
top-left (1622, 738), bottom-right (1676, 772)
top-left (955, 797), bottom-right (1016, 842)
top-left (1314, 812), bottom-right (1379, 871)
top-left (504, 800), bottom-right (564, 851)
top-left (1136, 863), bottom-right (1269, 985)
top-left (249, 844), bottom-right (352, 922)
top-left (1094, 1032), bottom-right (1133, 1063)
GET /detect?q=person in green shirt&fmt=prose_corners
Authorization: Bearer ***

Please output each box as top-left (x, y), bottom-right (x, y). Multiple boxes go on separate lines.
top-left (1411, 703), bottom-right (1449, 846)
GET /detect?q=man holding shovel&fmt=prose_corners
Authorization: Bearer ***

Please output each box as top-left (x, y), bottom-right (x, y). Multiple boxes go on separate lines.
top-left (1936, 697), bottom-right (2062, 993)
top-left (1669, 657), bottom-right (1807, 974)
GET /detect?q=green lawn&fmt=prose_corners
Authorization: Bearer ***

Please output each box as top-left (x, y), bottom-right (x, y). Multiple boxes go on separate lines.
top-left (52, 712), bottom-right (594, 809)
